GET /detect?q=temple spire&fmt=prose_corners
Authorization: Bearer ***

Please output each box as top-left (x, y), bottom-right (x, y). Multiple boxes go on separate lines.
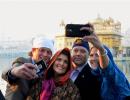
top-left (59, 20), bottom-right (65, 27)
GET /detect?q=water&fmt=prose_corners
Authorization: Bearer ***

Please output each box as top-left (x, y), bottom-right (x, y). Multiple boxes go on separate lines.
top-left (0, 52), bottom-right (28, 74)
top-left (0, 51), bottom-right (28, 95)
top-left (0, 51), bottom-right (130, 95)
top-left (115, 58), bottom-right (130, 81)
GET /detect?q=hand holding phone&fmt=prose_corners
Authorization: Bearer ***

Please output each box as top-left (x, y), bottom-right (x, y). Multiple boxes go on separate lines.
top-left (35, 60), bottom-right (47, 78)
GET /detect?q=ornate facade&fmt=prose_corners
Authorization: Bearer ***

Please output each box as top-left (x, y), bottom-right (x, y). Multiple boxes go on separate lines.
top-left (55, 16), bottom-right (122, 56)
top-left (55, 35), bottom-right (79, 51)
top-left (90, 16), bottom-right (122, 56)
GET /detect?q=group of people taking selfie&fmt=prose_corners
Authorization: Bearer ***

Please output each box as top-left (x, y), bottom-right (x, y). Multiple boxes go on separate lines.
top-left (1, 23), bottom-right (130, 100)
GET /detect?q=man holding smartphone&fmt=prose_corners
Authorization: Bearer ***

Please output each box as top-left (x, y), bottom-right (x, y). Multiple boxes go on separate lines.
top-left (2, 37), bottom-right (54, 100)
top-left (70, 24), bottom-right (110, 100)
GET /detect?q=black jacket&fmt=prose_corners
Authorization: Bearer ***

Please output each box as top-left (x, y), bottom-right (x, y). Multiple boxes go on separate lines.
top-left (74, 63), bottom-right (101, 100)
top-left (0, 90), bottom-right (5, 100)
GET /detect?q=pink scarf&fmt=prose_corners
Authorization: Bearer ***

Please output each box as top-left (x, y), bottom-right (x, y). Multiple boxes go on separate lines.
top-left (40, 79), bottom-right (55, 100)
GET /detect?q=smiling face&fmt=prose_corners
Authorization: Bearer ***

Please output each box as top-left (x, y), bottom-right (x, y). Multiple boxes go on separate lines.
top-left (72, 46), bottom-right (89, 67)
top-left (32, 47), bottom-right (52, 63)
top-left (53, 53), bottom-right (69, 76)
top-left (89, 47), bottom-right (99, 69)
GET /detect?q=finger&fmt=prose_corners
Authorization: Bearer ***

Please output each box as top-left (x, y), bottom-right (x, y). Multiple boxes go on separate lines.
top-left (83, 36), bottom-right (93, 42)
top-left (34, 65), bottom-right (38, 70)
top-left (24, 63), bottom-right (36, 69)
top-left (32, 69), bottom-right (37, 78)
top-left (21, 70), bottom-right (34, 80)
top-left (81, 26), bottom-right (93, 31)
top-left (80, 27), bottom-right (89, 31)
top-left (89, 28), bottom-right (94, 33)
top-left (23, 67), bottom-right (37, 78)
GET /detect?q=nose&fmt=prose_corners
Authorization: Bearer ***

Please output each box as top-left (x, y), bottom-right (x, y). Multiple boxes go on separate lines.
top-left (42, 51), bottom-right (49, 62)
top-left (59, 60), bottom-right (64, 66)
top-left (91, 54), bottom-right (98, 61)
top-left (93, 54), bottom-right (97, 59)
top-left (76, 50), bottom-right (81, 55)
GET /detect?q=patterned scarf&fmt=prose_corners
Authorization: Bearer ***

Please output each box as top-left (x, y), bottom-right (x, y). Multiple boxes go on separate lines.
top-left (40, 48), bottom-right (72, 100)
top-left (27, 78), bottom-right (43, 100)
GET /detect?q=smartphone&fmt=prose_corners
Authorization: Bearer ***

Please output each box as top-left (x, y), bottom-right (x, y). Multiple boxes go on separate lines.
top-left (65, 24), bottom-right (92, 37)
top-left (35, 60), bottom-right (47, 77)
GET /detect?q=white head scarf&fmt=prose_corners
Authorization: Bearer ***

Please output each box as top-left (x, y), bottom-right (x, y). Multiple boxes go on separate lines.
top-left (32, 37), bottom-right (54, 54)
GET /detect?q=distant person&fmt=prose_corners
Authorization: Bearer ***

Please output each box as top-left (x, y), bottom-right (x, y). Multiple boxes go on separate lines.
top-left (70, 24), bottom-right (111, 100)
top-left (1, 37), bottom-right (54, 100)
top-left (36, 48), bottom-right (80, 100)
top-left (89, 46), bottom-right (130, 100)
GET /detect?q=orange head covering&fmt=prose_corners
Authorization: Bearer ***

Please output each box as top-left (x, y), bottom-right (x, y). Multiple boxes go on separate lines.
top-left (45, 48), bottom-right (72, 86)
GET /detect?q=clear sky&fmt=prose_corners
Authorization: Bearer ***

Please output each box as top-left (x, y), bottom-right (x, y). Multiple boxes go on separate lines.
top-left (0, 0), bottom-right (130, 40)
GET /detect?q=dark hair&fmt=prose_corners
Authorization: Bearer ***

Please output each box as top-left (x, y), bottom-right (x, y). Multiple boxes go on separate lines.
top-left (90, 46), bottom-right (97, 53)
top-left (46, 67), bottom-right (54, 80)
top-left (28, 51), bottom-right (32, 57)
top-left (28, 48), bottom-right (37, 57)
top-left (61, 49), bottom-right (71, 72)
top-left (46, 48), bottom-right (71, 79)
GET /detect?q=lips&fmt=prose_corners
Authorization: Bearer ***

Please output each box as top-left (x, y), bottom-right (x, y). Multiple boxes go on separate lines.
top-left (57, 66), bottom-right (64, 70)
top-left (90, 60), bottom-right (97, 64)
top-left (90, 60), bottom-right (98, 67)
top-left (74, 58), bottom-right (82, 61)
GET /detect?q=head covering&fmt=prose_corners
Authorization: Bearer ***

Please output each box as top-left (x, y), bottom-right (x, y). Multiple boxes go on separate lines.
top-left (40, 48), bottom-right (72, 100)
top-left (101, 45), bottom-right (130, 99)
top-left (72, 38), bottom-right (90, 52)
top-left (32, 37), bottom-right (54, 54)
top-left (45, 48), bottom-right (72, 84)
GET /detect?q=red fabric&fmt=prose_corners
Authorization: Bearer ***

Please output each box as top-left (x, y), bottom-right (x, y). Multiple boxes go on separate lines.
top-left (45, 48), bottom-right (72, 86)
top-left (40, 48), bottom-right (73, 100)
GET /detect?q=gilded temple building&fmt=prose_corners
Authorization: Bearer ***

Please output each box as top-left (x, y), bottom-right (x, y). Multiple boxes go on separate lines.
top-left (90, 16), bottom-right (122, 56)
top-left (55, 16), bottom-right (122, 56)
top-left (55, 20), bottom-right (80, 51)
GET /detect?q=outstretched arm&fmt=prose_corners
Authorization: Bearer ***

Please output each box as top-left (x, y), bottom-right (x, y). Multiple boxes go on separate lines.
top-left (82, 25), bottom-right (109, 69)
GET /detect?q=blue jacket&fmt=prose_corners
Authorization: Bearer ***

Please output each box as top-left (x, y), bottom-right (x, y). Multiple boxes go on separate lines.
top-left (100, 46), bottom-right (130, 100)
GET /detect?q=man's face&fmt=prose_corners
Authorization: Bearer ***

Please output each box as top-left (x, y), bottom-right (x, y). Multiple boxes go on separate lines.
top-left (71, 46), bottom-right (89, 67)
top-left (89, 47), bottom-right (99, 68)
top-left (32, 47), bottom-right (52, 63)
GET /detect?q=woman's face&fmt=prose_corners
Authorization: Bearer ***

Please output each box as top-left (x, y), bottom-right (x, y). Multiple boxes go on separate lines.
top-left (53, 53), bottom-right (69, 75)
top-left (89, 47), bottom-right (99, 68)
